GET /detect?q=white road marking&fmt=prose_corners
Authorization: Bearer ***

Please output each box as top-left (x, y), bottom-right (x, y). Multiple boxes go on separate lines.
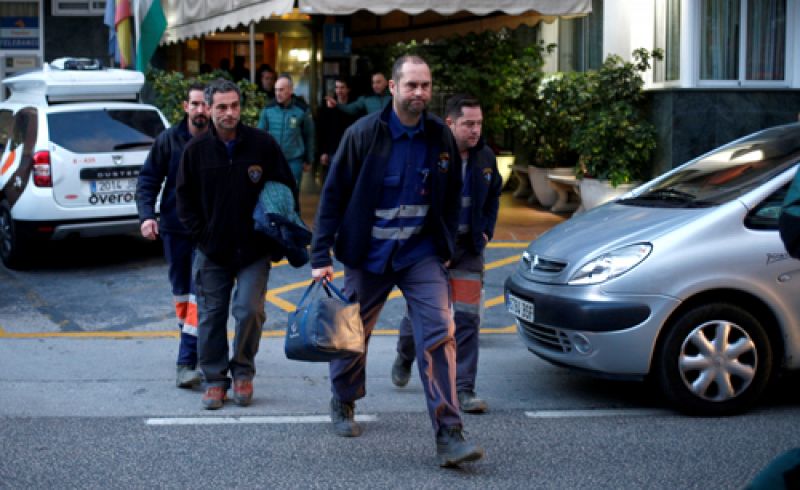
top-left (525, 409), bottom-right (670, 419)
top-left (145, 415), bottom-right (378, 426)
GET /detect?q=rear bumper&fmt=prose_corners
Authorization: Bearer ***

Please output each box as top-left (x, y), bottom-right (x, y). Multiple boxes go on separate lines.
top-left (17, 215), bottom-right (140, 240)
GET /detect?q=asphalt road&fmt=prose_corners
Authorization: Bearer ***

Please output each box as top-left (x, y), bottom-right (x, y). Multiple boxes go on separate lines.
top-left (1, 235), bottom-right (800, 488)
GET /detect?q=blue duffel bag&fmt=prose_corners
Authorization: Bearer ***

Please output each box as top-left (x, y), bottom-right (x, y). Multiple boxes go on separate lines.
top-left (285, 279), bottom-right (365, 362)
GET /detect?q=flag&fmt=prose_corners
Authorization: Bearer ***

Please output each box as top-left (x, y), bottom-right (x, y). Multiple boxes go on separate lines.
top-left (135, 0), bottom-right (167, 72)
top-left (102, 0), bottom-right (119, 64)
top-left (115, 0), bottom-right (134, 68)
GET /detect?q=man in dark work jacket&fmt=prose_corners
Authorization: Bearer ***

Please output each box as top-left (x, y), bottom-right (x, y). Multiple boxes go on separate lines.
top-left (176, 78), bottom-right (297, 410)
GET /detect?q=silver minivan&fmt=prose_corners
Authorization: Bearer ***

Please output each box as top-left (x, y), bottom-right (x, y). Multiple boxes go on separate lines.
top-left (505, 122), bottom-right (800, 415)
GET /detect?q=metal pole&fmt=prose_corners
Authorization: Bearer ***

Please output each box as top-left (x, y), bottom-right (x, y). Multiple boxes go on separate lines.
top-left (249, 22), bottom-right (256, 83)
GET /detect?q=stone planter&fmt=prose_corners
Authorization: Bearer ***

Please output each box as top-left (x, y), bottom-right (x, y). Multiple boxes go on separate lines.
top-left (527, 165), bottom-right (557, 208)
top-left (578, 177), bottom-right (640, 210)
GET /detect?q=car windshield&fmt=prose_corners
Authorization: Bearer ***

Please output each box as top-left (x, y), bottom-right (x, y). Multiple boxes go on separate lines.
top-left (620, 123), bottom-right (800, 208)
top-left (47, 109), bottom-right (165, 153)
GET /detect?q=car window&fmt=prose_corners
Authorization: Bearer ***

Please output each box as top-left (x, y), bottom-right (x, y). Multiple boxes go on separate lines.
top-left (10, 107), bottom-right (37, 151)
top-left (623, 124), bottom-right (800, 208)
top-left (745, 183), bottom-right (788, 230)
top-left (0, 109), bottom-right (13, 148)
top-left (47, 109), bottom-right (165, 153)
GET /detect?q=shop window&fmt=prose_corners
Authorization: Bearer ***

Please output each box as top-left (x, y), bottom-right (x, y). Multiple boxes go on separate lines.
top-left (699, 0), bottom-right (786, 83)
top-left (52, 0), bottom-right (106, 16)
top-left (653, 0), bottom-right (680, 82)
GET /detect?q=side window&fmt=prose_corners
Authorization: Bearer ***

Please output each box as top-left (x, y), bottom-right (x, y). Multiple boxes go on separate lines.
top-left (10, 107), bottom-right (38, 151)
top-left (745, 182), bottom-right (788, 230)
top-left (0, 110), bottom-right (14, 149)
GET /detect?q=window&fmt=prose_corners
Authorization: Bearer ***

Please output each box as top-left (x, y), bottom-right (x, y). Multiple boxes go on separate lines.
top-left (654, 0), bottom-right (681, 82)
top-left (52, 0), bottom-right (106, 16)
top-left (47, 109), bottom-right (165, 153)
top-left (0, 110), bottom-right (14, 148)
top-left (699, 0), bottom-right (786, 83)
top-left (557, 0), bottom-right (603, 72)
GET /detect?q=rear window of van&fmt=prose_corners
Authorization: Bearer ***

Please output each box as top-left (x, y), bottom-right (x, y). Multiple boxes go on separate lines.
top-left (47, 109), bottom-right (165, 153)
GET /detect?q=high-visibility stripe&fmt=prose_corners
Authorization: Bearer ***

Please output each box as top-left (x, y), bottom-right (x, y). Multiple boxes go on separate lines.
top-left (450, 275), bottom-right (481, 306)
top-left (461, 196), bottom-right (472, 207)
top-left (371, 225), bottom-right (423, 240)
top-left (181, 324), bottom-right (198, 336)
top-left (453, 301), bottom-right (480, 314)
top-left (458, 223), bottom-right (470, 234)
top-left (374, 204), bottom-right (429, 220)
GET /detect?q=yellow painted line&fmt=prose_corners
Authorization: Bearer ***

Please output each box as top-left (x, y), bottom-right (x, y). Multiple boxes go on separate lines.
top-left (0, 325), bottom-right (516, 339)
top-left (485, 295), bottom-right (505, 308)
top-left (485, 255), bottom-right (520, 270)
top-left (487, 242), bottom-right (528, 248)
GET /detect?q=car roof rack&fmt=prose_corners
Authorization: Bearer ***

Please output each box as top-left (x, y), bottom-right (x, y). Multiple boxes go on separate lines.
top-left (2, 58), bottom-right (143, 105)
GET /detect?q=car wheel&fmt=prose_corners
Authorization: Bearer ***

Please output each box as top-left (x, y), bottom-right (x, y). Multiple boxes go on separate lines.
top-left (655, 303), bottom-right (772, 415)
top-left (0, 200), bottom-right (29, 269)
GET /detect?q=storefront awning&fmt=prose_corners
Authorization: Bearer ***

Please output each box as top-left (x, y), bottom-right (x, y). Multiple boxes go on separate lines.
top-left (297, 0), bottom-right (592, 16)
top-left (162, 0), bottom-right (294, 43)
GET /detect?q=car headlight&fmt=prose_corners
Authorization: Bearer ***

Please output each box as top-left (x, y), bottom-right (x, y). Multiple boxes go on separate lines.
top-left (567, 243), bottom-right (652, 285)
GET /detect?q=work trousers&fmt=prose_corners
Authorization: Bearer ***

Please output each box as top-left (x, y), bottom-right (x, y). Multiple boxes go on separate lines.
top-left (193, 250), bottom-right (270, 389)
top-left (161, 232), bottom-right (198, 367)
top-left (398, 241), bottom-right (484, 392)
top-left (330, 255), bottom-right (463, 433)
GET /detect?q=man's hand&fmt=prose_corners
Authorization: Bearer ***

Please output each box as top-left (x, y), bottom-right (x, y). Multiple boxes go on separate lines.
top-left (303, 162), bottom-right (312, 173)
top-left (320, 153), bottom-right (330, 166)
top-left (140, 219), bottom-right (159, 240)
top-left (324, 96), bottom-right (337, 109)
top-left (312, 266), bottom-right (334, 282)
top-left (483, 232), bottom-right (489, 243)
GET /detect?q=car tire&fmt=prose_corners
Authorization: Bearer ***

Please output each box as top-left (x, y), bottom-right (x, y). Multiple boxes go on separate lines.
top-left (0, 200), bottom-right (29, 269)
top-left (655, 303), bottom-right (773, 416)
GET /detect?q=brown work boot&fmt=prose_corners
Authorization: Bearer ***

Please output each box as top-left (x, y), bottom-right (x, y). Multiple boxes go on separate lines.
top-left (436, 426), bottom-right (484, 468)
top-left (201, 386), bottom-right (226, 410)
top-left (232, 379), bottom-right (254, 406)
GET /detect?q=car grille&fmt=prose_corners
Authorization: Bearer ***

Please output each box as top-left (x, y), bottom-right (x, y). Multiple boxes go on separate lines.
top-left (518, 320), bottom-right (573, 353)
top-left (521, 253), bottom-right (567, 273)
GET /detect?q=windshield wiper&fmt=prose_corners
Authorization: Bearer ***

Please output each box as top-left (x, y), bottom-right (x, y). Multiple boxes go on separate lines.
top-left (630, 187), bottom-right (696, 202)
top-left (113, 141), bottom-right (153, 150)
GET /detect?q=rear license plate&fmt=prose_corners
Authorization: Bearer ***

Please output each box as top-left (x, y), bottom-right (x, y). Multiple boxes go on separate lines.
top-left (90, 178), bottom-right (137, 193)
top-left (507, 293), bottom-right (535, 323)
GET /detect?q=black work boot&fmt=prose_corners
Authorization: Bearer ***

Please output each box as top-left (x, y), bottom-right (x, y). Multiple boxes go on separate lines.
top-left (330, 397), bottom-right (362, 437)
top-left (391, 355), bottom-right (413, 387)
top-left (458, 390), bottom-right (488, 414)
top-left (436, 426), bottom-right (484, 468)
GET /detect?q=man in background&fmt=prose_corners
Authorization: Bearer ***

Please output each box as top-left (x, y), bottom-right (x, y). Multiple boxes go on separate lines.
top-left (325, 71), bottom-right (391, 117)
top-left (136, 82), bottom-right (209, 389)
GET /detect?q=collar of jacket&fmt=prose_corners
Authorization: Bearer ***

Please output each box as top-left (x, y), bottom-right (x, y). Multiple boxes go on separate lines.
top-left (377, 103), bottom-right (445, 139)
top-left (207, 121), bottom-right (247, 145)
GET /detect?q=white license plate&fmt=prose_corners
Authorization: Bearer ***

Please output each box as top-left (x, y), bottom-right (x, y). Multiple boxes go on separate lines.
top-left (90, 178), bottom-right (137, 193)
top-left (507, 293), bottom-right (535, 323)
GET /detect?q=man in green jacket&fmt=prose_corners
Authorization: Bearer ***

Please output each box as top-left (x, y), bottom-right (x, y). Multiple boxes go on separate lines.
top-left (257, 74), bottom-right (315, 185)
top-left (324, 71), bottom-right (391, 117)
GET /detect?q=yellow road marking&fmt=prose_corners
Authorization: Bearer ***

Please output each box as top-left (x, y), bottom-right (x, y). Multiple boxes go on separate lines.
top-left (487, 242), bottom-right (528, 248)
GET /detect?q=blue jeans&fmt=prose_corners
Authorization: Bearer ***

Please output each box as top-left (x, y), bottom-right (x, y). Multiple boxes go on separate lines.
top-left (193, 250), bottom-right (270, 389)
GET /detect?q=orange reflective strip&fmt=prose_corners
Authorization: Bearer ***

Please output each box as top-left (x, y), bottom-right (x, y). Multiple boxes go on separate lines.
top-left (185, 302), bottom-right (198, 328)
top-left (1, 149), bottom-right (16, 175)
top-left (174, 301), bottom-right (188, 323)
top-left (450, 277), bottom-right (481, 305)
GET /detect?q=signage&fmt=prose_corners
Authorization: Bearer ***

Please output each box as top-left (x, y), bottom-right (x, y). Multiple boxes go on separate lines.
top-left (0, 17), bottom-right (39, 50)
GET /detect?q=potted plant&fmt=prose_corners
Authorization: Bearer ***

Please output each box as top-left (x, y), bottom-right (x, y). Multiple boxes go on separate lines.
top-left (522, 72), bottom-right (583, 208)
top-left (569, 48), bottom-right (662, 209)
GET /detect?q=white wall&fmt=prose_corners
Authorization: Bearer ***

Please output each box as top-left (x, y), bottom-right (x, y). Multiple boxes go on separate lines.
top-left (602, 0), bottom-right (632, 60)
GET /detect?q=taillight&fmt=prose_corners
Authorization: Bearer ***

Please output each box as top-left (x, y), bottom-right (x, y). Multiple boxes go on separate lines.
top-left (32, 151), bottom-right (51, 187)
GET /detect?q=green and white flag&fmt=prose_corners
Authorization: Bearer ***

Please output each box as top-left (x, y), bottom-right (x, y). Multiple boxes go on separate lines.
top-left (134, 0), bottom-right (167, 72)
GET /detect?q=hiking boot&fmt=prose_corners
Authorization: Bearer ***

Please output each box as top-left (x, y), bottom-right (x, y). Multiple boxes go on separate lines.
top-left (176, 365), bottom-right (202, 389)
top-left (458, 390), bottom-right (488, 414)
top-left (391, 355), bottom-right (413, 387)
top-left (202, 386), bottom-right (226, 410)
top-left (436, 426), bottom-right (484, 468)
top-left (232, 379), bottom-right (254, 406)
top-left (330, 397), bottom-right (362, 437)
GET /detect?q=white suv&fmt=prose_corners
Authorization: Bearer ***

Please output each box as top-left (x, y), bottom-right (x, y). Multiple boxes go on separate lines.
top-left (0, 58), bottom-right (168, 268)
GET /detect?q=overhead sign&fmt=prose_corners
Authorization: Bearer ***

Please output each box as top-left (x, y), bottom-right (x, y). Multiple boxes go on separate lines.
top-left (0, 17), bottom-right (39, 50)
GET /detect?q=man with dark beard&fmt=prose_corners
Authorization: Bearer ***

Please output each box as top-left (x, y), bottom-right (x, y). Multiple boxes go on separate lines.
top-left (136, 82), bottom-right (209, 389)
top-left (311, 56), bottom-right (484, 468)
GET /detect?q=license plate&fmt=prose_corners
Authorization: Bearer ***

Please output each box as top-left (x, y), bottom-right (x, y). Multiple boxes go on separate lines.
top-left (90, 178), bottom-right (137, 193)
top-left (507, 293), bottom-right (535, 323)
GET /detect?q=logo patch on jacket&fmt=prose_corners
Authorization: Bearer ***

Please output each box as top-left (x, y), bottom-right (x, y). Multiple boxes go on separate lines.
top-left (483, 168), bottom-right (493, 184)
top-left (289, 116), bottom-right (298, 129)
top-left (437, 153), bottom-right (450, 173)
top-left (248, 165), bottom-right (263, 183)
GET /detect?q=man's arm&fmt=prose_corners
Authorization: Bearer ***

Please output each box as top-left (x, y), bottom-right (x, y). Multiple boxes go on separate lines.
top-left (482, 152), bottom-right (503, 242)
top-left (336, 96), bottom-right (366, 116)
top-left (135, 133), bottom-right (169, 239)
top-left (303, 109), bottom-right (316, 168)
top-left (256, 107), bottom-right (269, 131)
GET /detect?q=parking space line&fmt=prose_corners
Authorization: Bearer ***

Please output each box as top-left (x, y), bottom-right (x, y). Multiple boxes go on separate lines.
top-left (525, 409), bottom-right (671, 418)
top-left (145, 414), bottom-right (378, 426)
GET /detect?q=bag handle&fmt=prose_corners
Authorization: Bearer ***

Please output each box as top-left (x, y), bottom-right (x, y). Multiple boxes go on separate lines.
top-left (295, 280), bottom-right (323, 309)
top-left (321, 277), bottom-right (350, 303)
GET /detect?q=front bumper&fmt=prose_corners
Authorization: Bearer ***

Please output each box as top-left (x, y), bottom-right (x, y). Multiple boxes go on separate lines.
top-left (504, 271), bottom-right (681, 377)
